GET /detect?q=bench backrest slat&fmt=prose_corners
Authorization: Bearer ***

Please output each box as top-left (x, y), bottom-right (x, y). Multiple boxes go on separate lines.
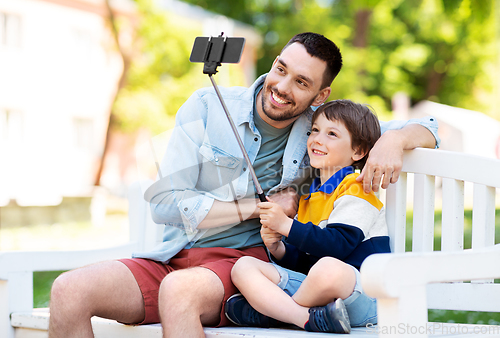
top-left (389, 149), bottom-right (500, 311)
top-left (441, 178), bottom-right (464, 252)
top-left (412, 174), bottom-right (436, 253)
top-left (385, 172), bottom-right (408, 253)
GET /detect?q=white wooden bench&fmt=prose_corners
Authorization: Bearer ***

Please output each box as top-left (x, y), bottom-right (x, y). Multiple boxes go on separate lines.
top-left (1, 148), bottom-right (500, 338)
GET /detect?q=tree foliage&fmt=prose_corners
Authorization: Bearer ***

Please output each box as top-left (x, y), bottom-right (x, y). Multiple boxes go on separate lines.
top-left (112, 0), bottom-right (208, 134)
top-left (182, 0), bottom-right (498, 118)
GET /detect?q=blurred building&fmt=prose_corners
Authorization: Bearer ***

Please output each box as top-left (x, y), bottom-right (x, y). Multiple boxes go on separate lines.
top-left (0, 0), bottom-right (261, 226)
top-left (392, 94), bottom-right (500, 208)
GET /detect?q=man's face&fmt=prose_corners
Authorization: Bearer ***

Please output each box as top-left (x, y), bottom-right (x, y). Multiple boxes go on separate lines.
top-left (258, 42), bottom-right (330, 128)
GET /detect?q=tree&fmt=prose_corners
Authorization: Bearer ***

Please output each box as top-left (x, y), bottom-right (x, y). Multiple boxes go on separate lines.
top-left (181, 0), bottom-right (498, 118)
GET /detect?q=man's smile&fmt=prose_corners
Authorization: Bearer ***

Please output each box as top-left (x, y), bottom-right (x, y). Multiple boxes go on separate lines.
top-left (270, 90), bottom-right (292, 106)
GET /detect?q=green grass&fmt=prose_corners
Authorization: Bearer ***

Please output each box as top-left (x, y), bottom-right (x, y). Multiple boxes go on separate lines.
top-left (34, 271), bottom-right (66, 308)
top-left (26, 209), bottom-right (500, 324)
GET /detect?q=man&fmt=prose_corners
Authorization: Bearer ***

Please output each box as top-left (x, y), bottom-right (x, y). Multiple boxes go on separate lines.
top-left (48, 32), bottom-right (439, 338)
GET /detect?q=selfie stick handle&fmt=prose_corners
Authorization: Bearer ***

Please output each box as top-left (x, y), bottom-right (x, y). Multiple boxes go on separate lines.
top-left (208, 75), bottom-right (266, 203)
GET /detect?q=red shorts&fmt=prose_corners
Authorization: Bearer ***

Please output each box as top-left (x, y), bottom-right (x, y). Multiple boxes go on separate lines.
top-left (119, 246), bottom-right (268, 327)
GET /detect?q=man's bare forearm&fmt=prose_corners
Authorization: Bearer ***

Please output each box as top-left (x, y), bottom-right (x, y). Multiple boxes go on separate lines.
top-left (197, 198), bottom-right (259, 229)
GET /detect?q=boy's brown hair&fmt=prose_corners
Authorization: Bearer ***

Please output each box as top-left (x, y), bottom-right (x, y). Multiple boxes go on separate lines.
top-left (311, 100), bottom-right (381, 170)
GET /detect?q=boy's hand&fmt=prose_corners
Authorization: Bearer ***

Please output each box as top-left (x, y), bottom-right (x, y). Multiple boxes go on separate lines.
top-left (258, 200), bottom-right (293, 237)
top-left (260, 225), bottom-right (283, 255)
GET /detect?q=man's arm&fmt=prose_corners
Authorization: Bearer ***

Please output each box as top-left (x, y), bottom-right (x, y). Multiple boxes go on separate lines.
top-left (197, 187), bottom-right (299, 229)
top-left (357, 121), bottom-right (438, 193)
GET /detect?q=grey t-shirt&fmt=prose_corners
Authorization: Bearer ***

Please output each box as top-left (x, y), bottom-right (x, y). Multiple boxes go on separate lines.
top-left (192, 85), bottom-right (292, 248)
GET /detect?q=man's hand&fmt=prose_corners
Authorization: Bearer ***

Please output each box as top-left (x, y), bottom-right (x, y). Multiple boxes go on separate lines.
top-left (267, 187), bottom-right (299, 218)
top-left (258, 200), bottom-right (293, 236)
top-left (357, 130), bottom-right (404, 193)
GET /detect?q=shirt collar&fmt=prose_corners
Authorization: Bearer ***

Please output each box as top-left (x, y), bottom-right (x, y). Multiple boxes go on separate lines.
top-left (236, 74), bottom-right (267, 127)
top-left (306, 166), bottom-right (355, 199)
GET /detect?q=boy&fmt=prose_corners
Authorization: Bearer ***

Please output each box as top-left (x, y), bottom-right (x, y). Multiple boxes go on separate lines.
top-left (225, 99), bottom-right (390, 333)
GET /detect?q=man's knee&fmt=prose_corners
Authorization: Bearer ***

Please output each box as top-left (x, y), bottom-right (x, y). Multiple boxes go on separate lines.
top-left (159, 268), bottom-right (223, 303)
top-left (50, 270), bottom-right (82, 306)
top-left (158, 268), bottom-right (224, 325)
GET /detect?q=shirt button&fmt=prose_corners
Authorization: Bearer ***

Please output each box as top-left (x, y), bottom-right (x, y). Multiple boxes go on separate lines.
top-left (184, 207), bottom-right (188, 211)
top-left (254, 137), bottom-right (258, 142)
top-left (243, 167), bottom-right (247, 171)
top-left (293, 160), bottom-right (298, 164)
top-left (307, 132), bottom-right (311, 136)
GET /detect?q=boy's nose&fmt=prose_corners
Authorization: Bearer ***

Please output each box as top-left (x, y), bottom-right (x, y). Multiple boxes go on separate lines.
top-left (312, 134), bottom-right (323, 145)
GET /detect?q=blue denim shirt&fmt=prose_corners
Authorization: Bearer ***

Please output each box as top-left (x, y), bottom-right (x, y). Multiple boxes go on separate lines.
top-left (134, 74), bottom-right (440, 263)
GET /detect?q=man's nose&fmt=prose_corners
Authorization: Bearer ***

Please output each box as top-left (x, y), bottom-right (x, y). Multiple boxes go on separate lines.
top-left (276, 77), bottom-right (292, 96)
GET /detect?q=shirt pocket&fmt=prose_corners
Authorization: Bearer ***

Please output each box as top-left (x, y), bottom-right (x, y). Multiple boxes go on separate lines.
top-left (197, 143), bottom-right (242, 198)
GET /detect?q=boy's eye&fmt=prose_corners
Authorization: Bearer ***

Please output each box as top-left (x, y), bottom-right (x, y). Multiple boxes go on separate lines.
top-left (310, 127), bottom-right (319, 132)
top-left (328, 131), bottom-right (337, 137)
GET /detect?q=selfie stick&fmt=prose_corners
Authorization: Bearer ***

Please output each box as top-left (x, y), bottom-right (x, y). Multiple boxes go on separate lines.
top-left (195, 34), bottom-right (267, 203)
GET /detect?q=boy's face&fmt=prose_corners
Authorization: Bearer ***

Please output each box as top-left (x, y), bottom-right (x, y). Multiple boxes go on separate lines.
top-left (307, 113), bottom-right (363, 179)
top-left (257, 43), bottom-right (331, 129)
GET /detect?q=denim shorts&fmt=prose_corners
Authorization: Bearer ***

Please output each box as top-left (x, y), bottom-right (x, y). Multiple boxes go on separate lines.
top-left (272, 263), bottom-right (378, 327)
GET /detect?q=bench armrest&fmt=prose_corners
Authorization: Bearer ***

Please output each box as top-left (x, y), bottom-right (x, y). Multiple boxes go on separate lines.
top-left (360, 245), bottom-right (500, 336)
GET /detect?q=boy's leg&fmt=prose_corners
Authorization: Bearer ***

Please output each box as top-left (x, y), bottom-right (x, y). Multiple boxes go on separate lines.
top-left (49, 260), bottom-right (145, 338)
top-left (292, 256), bottom-right (356, 307)
top-left (230, 256), bottom-right (310, 328)
top-left (342, 267), bottom-right (378, 327)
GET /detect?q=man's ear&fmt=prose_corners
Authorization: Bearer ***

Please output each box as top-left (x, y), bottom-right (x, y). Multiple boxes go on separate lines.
top-left (352, 147), bottom-right (367, 162)
top-left (311, 87), bottom-right (331, 107)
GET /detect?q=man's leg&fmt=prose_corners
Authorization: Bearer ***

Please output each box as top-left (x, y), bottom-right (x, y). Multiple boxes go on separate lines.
top-left (49, 260), bottom-right (145, 338)
top-left (158, 267), bottom-right (224, 338)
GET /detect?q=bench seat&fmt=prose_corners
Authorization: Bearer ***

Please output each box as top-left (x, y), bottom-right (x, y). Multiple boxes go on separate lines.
top-left (3, 148), bottom-right (500, 338)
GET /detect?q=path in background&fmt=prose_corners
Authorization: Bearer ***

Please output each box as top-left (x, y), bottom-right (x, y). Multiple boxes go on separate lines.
top-left (0, 214), bottom-right (128, 251)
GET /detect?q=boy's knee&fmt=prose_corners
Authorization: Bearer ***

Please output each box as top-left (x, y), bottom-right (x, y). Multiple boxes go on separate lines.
top-left (231, 256), bottom-right (259, 284)
top-left (308, 257), bottom-right (354, 288)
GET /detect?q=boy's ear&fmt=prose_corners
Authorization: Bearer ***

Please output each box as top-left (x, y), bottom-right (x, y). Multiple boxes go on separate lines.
top-left (311, 87), bottom-right (331, 107)
top-left (352, 147), bottom-right (367, 162)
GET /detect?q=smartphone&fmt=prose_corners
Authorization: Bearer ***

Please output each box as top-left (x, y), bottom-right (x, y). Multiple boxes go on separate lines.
top-left (190, 36), bottom-right (245, 64)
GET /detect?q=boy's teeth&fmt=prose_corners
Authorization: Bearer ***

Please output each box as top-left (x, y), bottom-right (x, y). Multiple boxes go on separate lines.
top-left (313, 150), bottom-right (326, 155)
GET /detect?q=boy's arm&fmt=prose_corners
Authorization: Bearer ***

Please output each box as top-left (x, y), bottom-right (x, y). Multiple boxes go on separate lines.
top-left (285, 219), bottom-right (365, 260)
